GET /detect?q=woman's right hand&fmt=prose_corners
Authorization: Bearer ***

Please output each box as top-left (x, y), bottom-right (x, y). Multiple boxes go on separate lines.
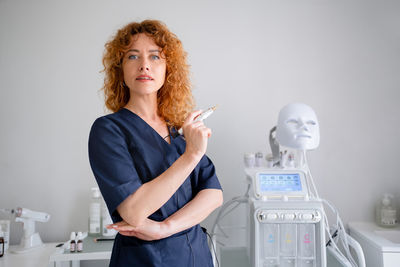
top-left (182, 110), bottom-right (212, 161)
top-left (107, 219), bottom-right (172, 241)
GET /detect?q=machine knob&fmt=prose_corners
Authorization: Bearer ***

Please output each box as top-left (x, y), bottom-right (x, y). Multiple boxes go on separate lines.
top-left (258, 212), bottom-right (267, 221)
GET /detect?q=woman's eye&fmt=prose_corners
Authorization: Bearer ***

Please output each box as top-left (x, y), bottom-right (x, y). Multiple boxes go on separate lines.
top-left (151, 55), bottom-right (160, 60)
top-left (128, 55), bottom-right (138, 60)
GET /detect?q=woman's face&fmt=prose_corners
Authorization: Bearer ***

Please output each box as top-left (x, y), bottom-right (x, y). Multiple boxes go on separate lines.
top-left (122, 33), bottom-right (166, 97)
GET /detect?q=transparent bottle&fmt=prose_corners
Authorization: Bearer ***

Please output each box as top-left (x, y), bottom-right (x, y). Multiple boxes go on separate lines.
top-left (88, 187), bottom-right (102, 236)
top-left (376, 193), bottom-right (398, 227)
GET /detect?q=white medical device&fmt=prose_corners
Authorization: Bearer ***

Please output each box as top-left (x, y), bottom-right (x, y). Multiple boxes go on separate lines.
top-left (10, 207), bottom-right (50, 253)
top-left (245, 103), bottom-right (325, 266)
top-left (210, 103), bottom-right (365, 267)
top-left (246, 166), bottom-right (326, 267)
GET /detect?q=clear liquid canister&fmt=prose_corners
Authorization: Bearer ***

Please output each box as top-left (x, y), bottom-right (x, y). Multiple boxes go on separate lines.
top-left (280, 224), bottom-right (297, 256)
top-left (261, 223), bottom-right (278, 258)
top-left (280, 258), bottom-right (295, 267)
top-left (298, 224), bottom-right (315, 258)
top-left (260, 223), bottom-right (279, 266)
top-left (298, 259), bottom-right (315, 267)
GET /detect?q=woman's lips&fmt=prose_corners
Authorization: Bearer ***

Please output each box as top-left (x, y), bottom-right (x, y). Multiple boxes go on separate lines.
top-left (136, 75), bottom-right (154, 81)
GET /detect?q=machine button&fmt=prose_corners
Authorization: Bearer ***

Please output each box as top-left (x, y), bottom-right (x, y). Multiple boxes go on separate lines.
top-left (301, 213), bottom-right (314, 221)
top-left (266, 213), bottom-right (278, 220)
top-left (314, 211), bottom-right (321, 221)
top-left (284, 213), bottom-right (296, 220)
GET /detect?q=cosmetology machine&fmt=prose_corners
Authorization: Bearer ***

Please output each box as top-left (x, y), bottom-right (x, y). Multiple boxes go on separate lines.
top-left (1, 207), bottom-right (50, 253)
top-left (211, 103), bottom-right (365, 267)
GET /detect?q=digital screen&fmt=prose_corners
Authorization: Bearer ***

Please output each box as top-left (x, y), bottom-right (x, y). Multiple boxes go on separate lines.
top-left (259, 173), bottom-right (302, 192)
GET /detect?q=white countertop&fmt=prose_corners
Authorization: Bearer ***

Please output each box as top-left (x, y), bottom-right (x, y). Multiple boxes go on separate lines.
top-left (348, 221), bottom-right (400, 252)
top-left (0, 243), bottom-right (60, 267)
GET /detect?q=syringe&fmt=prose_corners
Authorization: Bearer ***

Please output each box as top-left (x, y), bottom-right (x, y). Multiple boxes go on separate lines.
top-left (178, 105), bottom-right (217, 135)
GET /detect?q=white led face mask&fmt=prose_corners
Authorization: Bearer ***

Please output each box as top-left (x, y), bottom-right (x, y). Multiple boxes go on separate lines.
top-left (276, 103), bottom-right (320, 150)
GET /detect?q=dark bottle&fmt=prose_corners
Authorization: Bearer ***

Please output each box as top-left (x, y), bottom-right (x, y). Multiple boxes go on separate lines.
top-left (0, 235), bottom-right (4, 257)
top-left (70, 232), bottom-right (76, 252)
top-left (77, 232), bottom-right (83, 252)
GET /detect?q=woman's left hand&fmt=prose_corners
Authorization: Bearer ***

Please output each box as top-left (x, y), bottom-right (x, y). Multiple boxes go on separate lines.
top-left (107, 219), bottom-right (171, 241)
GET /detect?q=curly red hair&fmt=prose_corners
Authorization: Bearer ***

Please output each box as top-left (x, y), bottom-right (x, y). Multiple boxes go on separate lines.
top-left (101, 20), bottom-right (194, 128)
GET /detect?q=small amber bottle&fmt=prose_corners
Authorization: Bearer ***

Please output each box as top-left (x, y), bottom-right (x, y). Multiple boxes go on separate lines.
top-left (77, 232), bottom-right (83, 252)
top-left (70, 232), bottom-right (76, 252)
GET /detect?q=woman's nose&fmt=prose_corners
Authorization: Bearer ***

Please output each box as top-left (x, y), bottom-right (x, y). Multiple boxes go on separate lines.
top-left (139, 58), bottom-right (150, 71)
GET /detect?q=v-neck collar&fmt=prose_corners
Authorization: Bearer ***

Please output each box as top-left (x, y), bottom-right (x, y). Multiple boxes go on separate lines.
top-left (121, 108), bottom-right (174, 145)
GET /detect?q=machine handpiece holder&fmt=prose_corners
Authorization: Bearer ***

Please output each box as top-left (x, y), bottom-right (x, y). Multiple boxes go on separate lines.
top-left (11, 207), bottom-right (50, 253)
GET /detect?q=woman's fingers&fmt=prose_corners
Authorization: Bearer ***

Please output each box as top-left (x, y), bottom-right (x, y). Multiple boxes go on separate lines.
top-left (190, 123), bottom-right (211, 137)
top-left (119, 229), bottom-right (158, 241)
top-left (106, 221), bottom-right (128, 229)
top-left (108, 219), bottom-right (164, 241)
top-left (184, 110), bottom-right (202, 125)
top-left (112, 224), bottom-right (136, 231)
top-left (205, 127), bottom-right (212, 138)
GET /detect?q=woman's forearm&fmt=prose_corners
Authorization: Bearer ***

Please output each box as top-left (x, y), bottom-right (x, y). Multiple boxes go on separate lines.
top-left (164, 189), bottom-right (223, 235)
top-left (108, 189), bottom-right (223, 240)
top-left (117, 152), bottom-right (201, 227)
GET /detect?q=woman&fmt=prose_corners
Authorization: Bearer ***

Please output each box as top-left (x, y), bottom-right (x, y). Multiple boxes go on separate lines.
top-left (88, 20), bottom-right (223, 267)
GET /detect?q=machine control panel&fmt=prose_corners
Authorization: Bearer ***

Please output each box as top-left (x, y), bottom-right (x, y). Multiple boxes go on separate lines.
top-left (257, 209), bottom-right (322, 223)
top-left (252, 169), bottom-right (309, 200)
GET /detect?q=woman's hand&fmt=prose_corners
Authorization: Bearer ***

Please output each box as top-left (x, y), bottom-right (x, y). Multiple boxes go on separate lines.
top-left (107, 219), bottom-right (171, 241)
top-left (182, 110), bottom-right (212, 160)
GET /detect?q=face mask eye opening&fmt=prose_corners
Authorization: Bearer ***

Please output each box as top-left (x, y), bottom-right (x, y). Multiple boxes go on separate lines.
top-left (286, 119), bottom-right (298, 125)
top-left (306, 120), bottom-right (316, 126)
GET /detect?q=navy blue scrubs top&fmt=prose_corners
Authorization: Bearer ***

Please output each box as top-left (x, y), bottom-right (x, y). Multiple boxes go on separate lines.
top-left (88, 108), bottom-right (222, 267)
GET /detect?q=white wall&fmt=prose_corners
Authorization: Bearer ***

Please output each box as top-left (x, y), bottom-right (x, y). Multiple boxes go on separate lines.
top-left (1, 0), bottom-right (399, 264)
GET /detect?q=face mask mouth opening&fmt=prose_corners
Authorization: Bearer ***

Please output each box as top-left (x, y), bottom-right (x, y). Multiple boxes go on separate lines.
top-left (295, 134), bottom-right (312, 139)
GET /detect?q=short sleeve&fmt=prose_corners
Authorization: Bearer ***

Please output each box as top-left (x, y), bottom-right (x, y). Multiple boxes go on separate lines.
top-left (196, 155), bottom-right (222, 193)
top-left (88, 117), bottom-right (142, 221)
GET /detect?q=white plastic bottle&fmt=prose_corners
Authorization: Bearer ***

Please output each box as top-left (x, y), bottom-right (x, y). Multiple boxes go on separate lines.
top-left (102, 198), bottom-right (117, 237)
top-left (376, 193), bottom-right (398, 227)
top-left (88, 187), bottom-right (102, 236)
top-left (244, 153), bottom-right (256, 168)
